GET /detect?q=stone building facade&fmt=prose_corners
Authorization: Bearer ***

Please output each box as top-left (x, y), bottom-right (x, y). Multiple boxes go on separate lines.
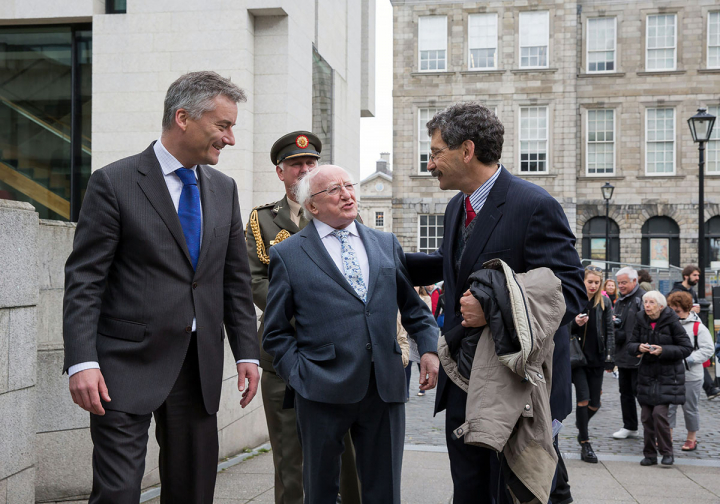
top-left (359, 152), bottom-right (394, 232)
top-left (390, 0), bottom-right (720, 278)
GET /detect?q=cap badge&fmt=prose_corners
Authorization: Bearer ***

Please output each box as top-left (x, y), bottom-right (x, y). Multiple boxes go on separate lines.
top-left (296, 135), bottom-right (309, 149)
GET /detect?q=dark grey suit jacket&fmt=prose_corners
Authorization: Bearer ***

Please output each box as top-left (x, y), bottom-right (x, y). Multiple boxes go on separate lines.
top-left (262, 222), bottom-right (439, 404)
top-left (63, 143), bottom-right (259, 415)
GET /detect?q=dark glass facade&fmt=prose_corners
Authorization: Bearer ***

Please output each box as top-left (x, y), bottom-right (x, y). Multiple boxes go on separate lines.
top-left (0, 25), bottom-right (91, 221)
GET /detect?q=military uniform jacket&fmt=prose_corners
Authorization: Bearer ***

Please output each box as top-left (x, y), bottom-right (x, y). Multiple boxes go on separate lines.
top-left (246, 195), bottom-right (305, 371)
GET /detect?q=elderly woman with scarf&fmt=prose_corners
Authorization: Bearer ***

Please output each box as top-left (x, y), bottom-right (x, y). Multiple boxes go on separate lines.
top-left (627, 291), bottom-right (692, 466)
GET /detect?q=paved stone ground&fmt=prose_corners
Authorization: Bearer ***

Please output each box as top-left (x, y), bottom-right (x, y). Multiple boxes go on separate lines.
top-left (558, 370), bottom-right (720, 462)
top-left (404, 364), bottom-right (446, 446)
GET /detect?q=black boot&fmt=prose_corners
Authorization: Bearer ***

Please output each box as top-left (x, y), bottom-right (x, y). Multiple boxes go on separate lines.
top-left (580, 442), bottom-right (598, 463)
top-left (661, 454), bottom-right (674, 465)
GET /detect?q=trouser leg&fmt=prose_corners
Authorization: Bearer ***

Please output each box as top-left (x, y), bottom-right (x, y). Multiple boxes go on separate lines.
top-left (261, 370), bottom-right (304, 504)
top-left (339, 431), bottom-right (362, 504)
top-left (702, 367), bottom-right (714, 395)
top-left (404, 364), bottom-right (412, 400)
top-left (618, 368), bottom-right (638, 431)
top-left (549, 436), bottom-right (572, 504)
top-left (88, 410), bottom-right (152, 504)
top-left (683, 380), bottom-right (702, 432)
top-left (576, 406), bottom-right (589, 442)
top-left (652, 405), bottom-right (672, 456)
top-left (641, 405), bottom-right (657, 458)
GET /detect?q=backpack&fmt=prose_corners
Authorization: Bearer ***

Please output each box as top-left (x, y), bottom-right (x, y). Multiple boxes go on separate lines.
top-left (684, 321), bottom-right (711, 370)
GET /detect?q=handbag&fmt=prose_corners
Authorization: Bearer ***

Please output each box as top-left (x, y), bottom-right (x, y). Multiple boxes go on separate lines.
top-left (569, 322), bottom-right (588, 369)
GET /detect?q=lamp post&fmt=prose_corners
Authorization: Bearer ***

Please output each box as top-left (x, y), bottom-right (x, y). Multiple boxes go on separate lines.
top-left (687, 108), bottom-right (716, 326)
top-left (601, 182), bottom-right (615, 277)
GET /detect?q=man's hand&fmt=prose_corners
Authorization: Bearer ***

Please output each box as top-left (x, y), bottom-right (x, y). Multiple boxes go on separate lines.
top-left (460, 290), bottom-right (486, 327)
top-left (69, 368), bottom-right (111, 416)
top-left (419, 352), bottom-right (440, 391)
top-left (237, 362), bottom-right (260, 408)
top-left (692, 305), bottom-right (701, 314)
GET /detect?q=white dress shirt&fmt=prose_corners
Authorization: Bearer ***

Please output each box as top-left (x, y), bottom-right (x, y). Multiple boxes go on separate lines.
top-left (69, 139), bottom-right (257, 377)
top-left (313, 219), bottom-right (369, 288)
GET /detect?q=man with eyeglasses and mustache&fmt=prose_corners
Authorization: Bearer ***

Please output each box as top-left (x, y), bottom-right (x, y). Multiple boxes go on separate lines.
top-left (245, 132), bottom-right (361, 504)
top-left (263, 165), bottom-right (440, 504)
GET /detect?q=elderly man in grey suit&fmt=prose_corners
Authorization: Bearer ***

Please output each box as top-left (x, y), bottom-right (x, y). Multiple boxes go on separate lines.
top-left (262, 164), bottom-right (440, 504)
top-left (63, 71), bottom-right (260, 503)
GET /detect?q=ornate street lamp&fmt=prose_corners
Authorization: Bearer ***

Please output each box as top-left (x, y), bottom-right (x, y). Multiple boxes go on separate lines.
top-left (687, 108), bottom-right (716, 326)
top-left (601, 182), bottom-right (614, 277)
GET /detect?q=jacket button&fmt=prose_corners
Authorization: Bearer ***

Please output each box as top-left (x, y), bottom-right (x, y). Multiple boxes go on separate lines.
top-left (455, 310), bottom-right (461, 317)
top-left (192, 282), bottom-right (198, 289)
top-left (524, 404), bottom-right (531, 411)
top-left (185, 326), bottom-right (192, 333)
top-left (366, 343), bottom-right (372, 350)
top-left (366, 310), bottom-right (370, 316)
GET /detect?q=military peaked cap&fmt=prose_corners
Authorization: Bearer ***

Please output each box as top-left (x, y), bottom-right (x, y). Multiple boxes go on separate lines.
top-left (270, 131), bottom-right (322, 165)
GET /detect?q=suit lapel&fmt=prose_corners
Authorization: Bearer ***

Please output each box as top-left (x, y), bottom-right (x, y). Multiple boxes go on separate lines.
top-left (195, 165), bottom-right (217, 272)
top-left (356, 223), bottom-right (380, 303)
top-left (136, 144), bottom-right (193, 267)
top-left (454, 167), bottom-right (511, 305)
top-left (445, 193), bottom-right (463, 269)
top-left (300, 222), bottom-right (363, 301)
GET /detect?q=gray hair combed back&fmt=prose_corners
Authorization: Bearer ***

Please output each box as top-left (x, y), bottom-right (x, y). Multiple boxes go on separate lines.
top-left (162, 71), bottom-right (247, 131)
top-left (642, 290), bottom-right (667, 309)
top-left (426, 102), bottom-right (504, 165)
top-left (294, 165), bottom-right (354, 221)
top-left (616, 267), bottom-right (638, 281)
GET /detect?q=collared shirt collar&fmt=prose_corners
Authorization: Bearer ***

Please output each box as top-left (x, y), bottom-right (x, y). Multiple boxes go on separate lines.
top-left (287, 197), bottom-right (302, 217)
top-left (154, 138), bottom-right (198, 177)
top-left (314, 219), bottom-right (359, 239)
top-left (618, 283), bottom-right (640, 300)
top-left (464, 164), bottom-right (502, 213)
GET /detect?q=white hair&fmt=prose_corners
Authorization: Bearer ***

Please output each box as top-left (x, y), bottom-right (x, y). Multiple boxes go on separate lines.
top-left (294, 165), bottom-right (354, 221)
top-left (642, 290), bottom-right (667, 309)
top-left (616, 267), bottom-right (638, 281)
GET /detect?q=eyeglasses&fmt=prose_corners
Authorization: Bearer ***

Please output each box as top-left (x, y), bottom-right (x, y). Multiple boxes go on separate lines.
top-left (429, 146), bottom-right (450, 162)
top-left (585, 266), bottom-right (603, 273)
top-left (311, 182), bottom-right (357, 198)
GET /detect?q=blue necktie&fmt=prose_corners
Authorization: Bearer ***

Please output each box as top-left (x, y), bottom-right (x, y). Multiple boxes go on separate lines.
top-left (331, 229), bottom-right (367, 302)
top-left (175, 168), bottom-right (201, 270)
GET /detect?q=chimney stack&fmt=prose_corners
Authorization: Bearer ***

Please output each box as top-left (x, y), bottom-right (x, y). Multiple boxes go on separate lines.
top-left (376, 152), bottom-right (391, 174)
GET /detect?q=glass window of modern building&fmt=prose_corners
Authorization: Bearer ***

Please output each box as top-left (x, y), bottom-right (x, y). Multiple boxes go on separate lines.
top-left (0, 25), bottom-right (91, 221)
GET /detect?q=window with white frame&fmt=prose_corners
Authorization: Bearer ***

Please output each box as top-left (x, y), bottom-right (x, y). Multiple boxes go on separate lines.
top-left (708, 106), bottom-right (720, 173)
top-left (587, 110), bottom-right (615, 174)
top-left (646, 14), bottom-right (677, 71)
top-left (709, 12), bottom-right (720, 68)
top-left (520, 106), bottom-right (548, 172)
top-left (419, 16), bottom-right (447, 71)
top-left (375, 211), bottom-right (384, 228)
top-left (646, 108), bottom-right (675, 174)
top-left (419, 107), bottom-right (440, 173)
top-left (468, 13), bottom-right (497, 69)
top-left (519, 11), bottom-right (549, 68)
top-left (587, 18), bottom-right (616, 72)
top-left (419, 215), bottom-right (444, 253)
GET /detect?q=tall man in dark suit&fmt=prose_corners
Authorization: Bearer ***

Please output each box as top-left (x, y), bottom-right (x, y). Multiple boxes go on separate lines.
top-left (405, 103), bottom-right (585, 503)
top-left (263, 165), bottom-right (440, 504)
top-left (63, 71), bottom-right (260, 503)
top-left (246, 132), bottom-right (361, 504)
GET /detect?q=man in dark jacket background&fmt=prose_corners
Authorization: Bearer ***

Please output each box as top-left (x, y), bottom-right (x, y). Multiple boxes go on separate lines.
top-left (612, 267), bottom-right (646, 440)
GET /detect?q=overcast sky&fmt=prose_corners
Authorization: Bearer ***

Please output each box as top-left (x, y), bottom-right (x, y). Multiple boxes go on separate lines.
top-left (359, 0), bottom-right (393, 180)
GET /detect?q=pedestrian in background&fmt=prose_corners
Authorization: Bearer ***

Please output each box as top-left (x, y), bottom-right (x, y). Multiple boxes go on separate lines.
top-left (669, 265), bottom-right (720, 400)
top-left (612, 267), bottom-right (647, 440)
top-left (666, 291), bottom-right (714, 452)
top-left (628, 291), bottom-right (692, 467)
top-left (570, 266), bottom-right (615, 463)
top-left (403, 286), bottom-right (431, 398)
top-left (603, 278), bottom-right (618, 307)
top-left (637, 269), bottom-right (653, 292)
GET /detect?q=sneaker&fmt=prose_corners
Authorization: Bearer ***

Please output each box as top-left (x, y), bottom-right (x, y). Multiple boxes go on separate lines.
top-left (707, 388), bottom-right (720, 400)
top-left (613, 428), bottom-right (639, 439)
top-left (417, 390), bottom-right (425, 396)
top-left (580, 442), bottom-right (598, 463)
top-left (661, 454), bottom-right (674, 466)
top-left (640, 457), bottom-right (658, 466)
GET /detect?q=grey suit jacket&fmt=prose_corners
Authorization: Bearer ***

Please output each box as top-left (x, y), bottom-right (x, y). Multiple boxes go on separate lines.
top-left (262, 221), bottom-right (438, 404)
top-left (63, 143), bottom-right (259, 415)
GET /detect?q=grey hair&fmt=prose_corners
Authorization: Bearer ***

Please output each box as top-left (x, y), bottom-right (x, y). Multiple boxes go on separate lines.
top-left (162, 71), bottom-right (247, 131)
top-left (616, 267), bottom-right (638, 281)
top-left (642, 290), bottom-right (667, 309)
top-left (426, 102), bottom-right (504, 165)
top-left (294, 165), bottom-right (354, 221)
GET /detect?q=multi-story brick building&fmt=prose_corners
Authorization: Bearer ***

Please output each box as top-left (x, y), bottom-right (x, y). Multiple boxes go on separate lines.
top-left (391, 0), bottom-right (720, 282)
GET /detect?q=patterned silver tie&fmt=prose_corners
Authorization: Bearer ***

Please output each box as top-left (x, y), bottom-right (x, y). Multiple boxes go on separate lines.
top-left (331, 229), bottom-right (367, 302)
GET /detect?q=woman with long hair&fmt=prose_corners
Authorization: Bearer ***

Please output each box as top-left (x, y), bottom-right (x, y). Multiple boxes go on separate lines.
top-left (570, 266), bottom-right (615, 463)
top-left (602, 278), bottom-right (618, 306)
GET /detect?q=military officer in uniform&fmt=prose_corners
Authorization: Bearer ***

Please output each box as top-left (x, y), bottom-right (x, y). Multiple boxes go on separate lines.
top-left (246, 131), bottom-right (361, 504)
